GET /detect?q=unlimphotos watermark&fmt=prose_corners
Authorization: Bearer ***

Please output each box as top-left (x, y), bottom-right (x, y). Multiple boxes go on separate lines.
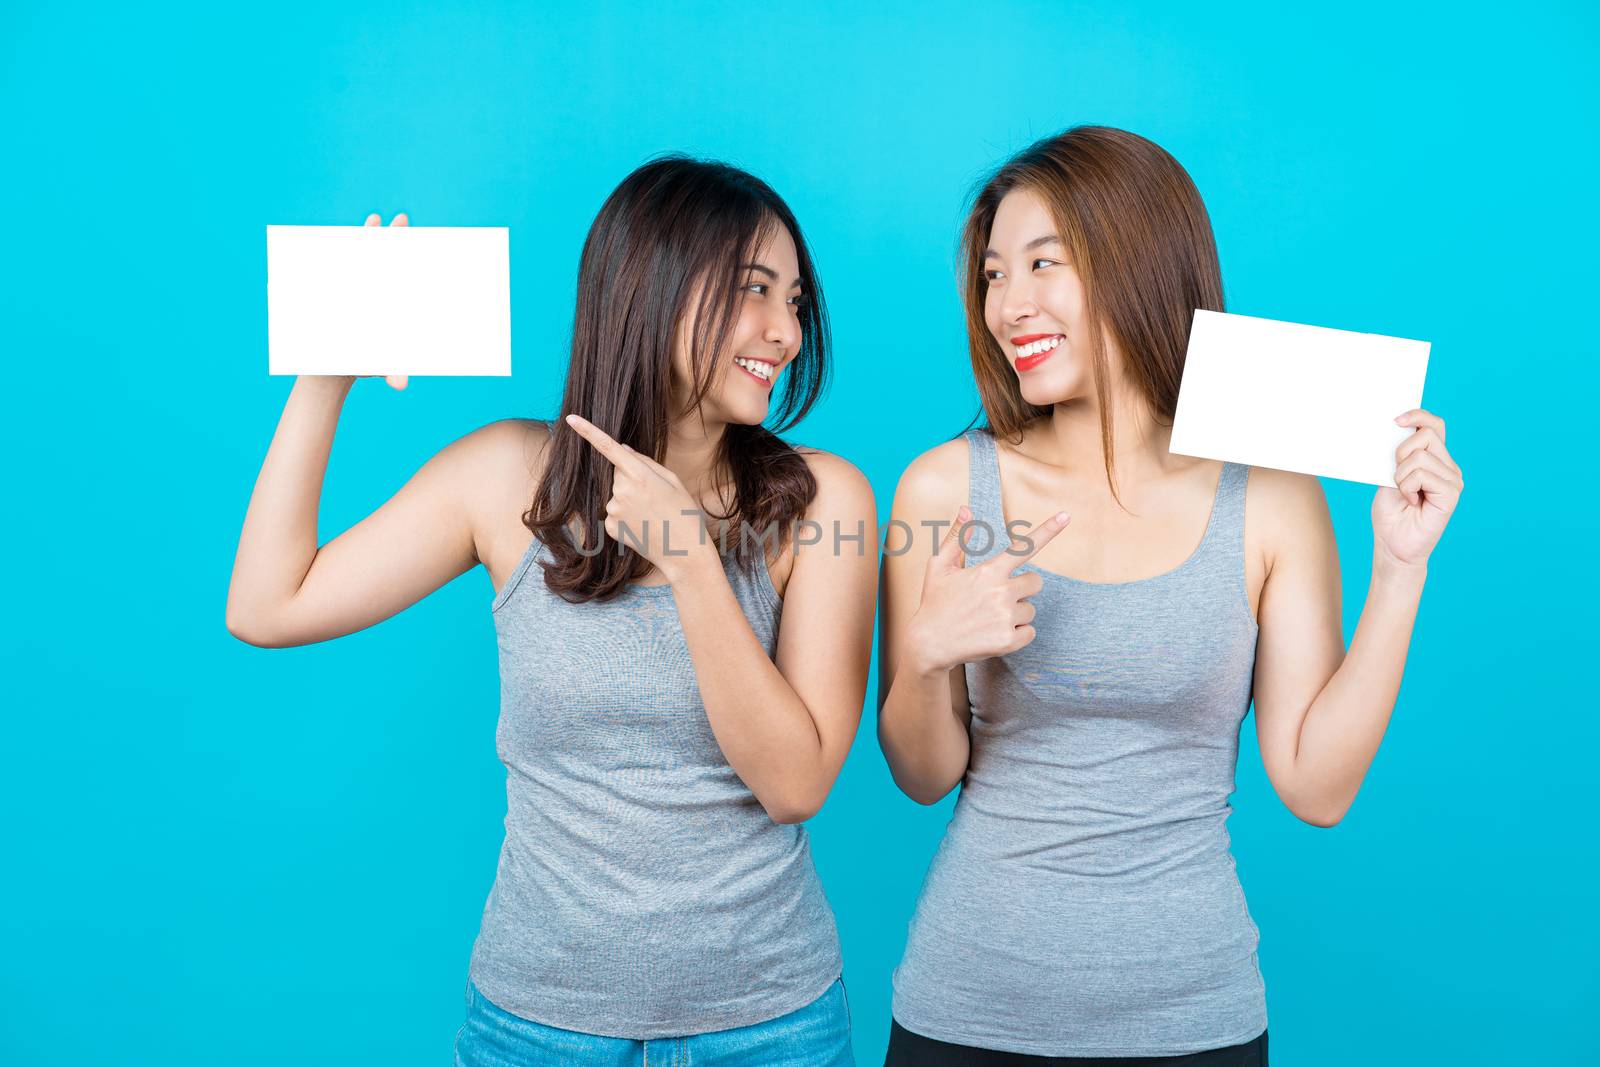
top-left (558, 509), bottom-right (1046, 558)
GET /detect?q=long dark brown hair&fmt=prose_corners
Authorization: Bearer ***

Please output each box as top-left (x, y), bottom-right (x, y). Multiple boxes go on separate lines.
top-left (959, 125), bottom-right (1225, 506)
top-left (529, 155), bottom-right (830, 602)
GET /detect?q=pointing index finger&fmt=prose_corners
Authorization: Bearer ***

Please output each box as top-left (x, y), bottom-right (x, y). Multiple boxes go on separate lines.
top-left (991, 510), bottom-right (1071, 571)
top-left (564, 413), bottom-right (639, 470)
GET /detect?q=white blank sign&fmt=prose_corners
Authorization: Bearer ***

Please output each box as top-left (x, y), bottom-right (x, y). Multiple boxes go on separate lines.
top-left (266, 224), bottom-right (511, 376)
top-left (1169, 310), bottom-right (1430, 487)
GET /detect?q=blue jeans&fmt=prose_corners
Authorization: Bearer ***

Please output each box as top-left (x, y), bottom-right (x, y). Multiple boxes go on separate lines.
top-left (453, 976), bottom-right (855, 1066)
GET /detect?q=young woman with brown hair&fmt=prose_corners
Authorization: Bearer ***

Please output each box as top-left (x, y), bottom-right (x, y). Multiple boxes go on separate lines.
top-left (877, 126), bottom-right (1464, 1064)
top-left (226, 156), bottom-right (876, 1065)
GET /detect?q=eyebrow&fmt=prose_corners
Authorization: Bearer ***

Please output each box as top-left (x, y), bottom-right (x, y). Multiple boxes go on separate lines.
top-left (740, 262), bottom-right (804, 289)
top-left (982, 234), bottom-right (1063, 259)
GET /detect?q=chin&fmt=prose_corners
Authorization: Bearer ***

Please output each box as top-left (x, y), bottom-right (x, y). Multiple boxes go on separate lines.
top-left (1019, 357), bottom-right (1092, 404)
top-left (721, 398), bottom-right (769, 426)
top-left (1018, 377), bottom-right (1074, 406)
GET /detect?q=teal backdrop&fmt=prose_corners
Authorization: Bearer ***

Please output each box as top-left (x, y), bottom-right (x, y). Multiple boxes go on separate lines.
top-left (4, 2), bottom-right (1594, 1063)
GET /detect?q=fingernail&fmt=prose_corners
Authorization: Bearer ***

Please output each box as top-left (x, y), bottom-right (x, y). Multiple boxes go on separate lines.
top-left (1394, 414), bottom-right (1407, 424)
top-left (958, 505), bottom-right (970, 521)
top-left (1055, 511), bottom-right (1069, 523)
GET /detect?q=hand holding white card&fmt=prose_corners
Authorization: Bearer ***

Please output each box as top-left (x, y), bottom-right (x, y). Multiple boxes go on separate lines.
top-left (1168, 310), bottom-right (1430, 487)
top-left (266, 220), bottom-right (511, 377)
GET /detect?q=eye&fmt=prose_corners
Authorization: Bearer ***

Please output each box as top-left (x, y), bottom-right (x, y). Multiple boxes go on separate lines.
top-left (787, 292), bottom-right (808, 309)
top-left (744, 282), bottom-right (769, 296)
top-left (983, 269), bottom-right (1005, 282)
top-left (1032, 258), bottom-right (1055, 270)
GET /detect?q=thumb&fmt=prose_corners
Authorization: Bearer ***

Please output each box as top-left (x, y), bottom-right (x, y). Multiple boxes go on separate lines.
top-left (933, 504), bottom-right (971, 568)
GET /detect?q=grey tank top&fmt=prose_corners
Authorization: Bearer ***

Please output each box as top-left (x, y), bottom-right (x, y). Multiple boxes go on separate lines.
top-left (467, 525), bottom-right (844, 1038)
top-left (890, 428), bottom-right (1266, 1057)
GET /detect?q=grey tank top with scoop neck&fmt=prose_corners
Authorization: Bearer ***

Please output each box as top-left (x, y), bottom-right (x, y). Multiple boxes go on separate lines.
top-left (890, 427), bottom-right (1266, 1057)
top-left (467, 510), bottom-right (843, 1038)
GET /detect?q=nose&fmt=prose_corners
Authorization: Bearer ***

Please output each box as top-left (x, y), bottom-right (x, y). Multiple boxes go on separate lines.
top-left (764, 299), bottom-right (800, 356)
top-left (999, 273), bottom-right (1040, 325)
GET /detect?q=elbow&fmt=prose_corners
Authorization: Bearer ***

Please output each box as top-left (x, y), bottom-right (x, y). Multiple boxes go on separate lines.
top-left (225, 607), bottom-right (281, 649)
top-left (765, 793), bottom-right (822, 826)
top-left (762, 779), bottom-right (828, 826)
top-left (881, 745), bottom-right (962, 806)
top-left (1298, 810), bottom-right (1344, 829)
top-left (768, 805), bottom-right (816, 826)
top-left (225, 610), bottom-right (262, 646)
top-left (1291, 797), bottom-right (1351, 829)
top-left (1275, 771), bottom-right (1355, 828)
top-left (906, 782), bottom-right (956, 807)
top-left (891, 767), bottom-right (958, 807)
top-left (878, 730), bottom-right (963, 806)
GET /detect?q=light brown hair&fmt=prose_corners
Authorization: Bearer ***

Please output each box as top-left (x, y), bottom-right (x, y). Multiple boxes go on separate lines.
top-left (959, 125), bottom-right (1224, 506)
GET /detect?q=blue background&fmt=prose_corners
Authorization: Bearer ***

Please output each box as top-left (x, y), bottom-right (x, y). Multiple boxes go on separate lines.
top-left (4, 2), bottom-right (1594, 1063)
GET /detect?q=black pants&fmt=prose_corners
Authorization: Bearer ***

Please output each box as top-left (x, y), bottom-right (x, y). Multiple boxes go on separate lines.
top-left (884, 1020), bottom-right (1268, 1066)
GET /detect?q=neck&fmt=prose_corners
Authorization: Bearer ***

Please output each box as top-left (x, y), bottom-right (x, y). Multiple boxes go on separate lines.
top-left (663, 415), bottom-right (730, 503)
top-left (1037, 383), bottom-right (1174, 485)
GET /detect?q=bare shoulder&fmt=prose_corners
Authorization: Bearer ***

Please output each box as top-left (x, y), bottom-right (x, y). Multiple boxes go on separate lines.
top-left (891, 435), bottom-right (970, 519)
top-left (453, 418), bottom-right (553, 561)
top-left (791, 445), bottom-right (876, 512)
top-left (1244, 465), bottom-right (1334, 568)
top-left (459, 417), bottom-right (552, 497)
top-left (789, 446), bottom-right (878, 562)
top-left (765, 447), bottom-right (876, 595)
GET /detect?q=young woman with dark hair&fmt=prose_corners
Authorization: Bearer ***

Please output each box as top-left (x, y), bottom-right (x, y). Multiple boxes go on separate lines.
top-left (877, 126), bottom-right (1464, 1064)
top-left (226, 156), bottom-right (876, 1065)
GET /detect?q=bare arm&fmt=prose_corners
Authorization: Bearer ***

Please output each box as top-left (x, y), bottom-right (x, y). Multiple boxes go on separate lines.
top-left (672, 452), bottom-right (880, 823)
top-left (224, 370), bottom-right (536, 647)
top-left (1252, 408), bottom-right (1464, 826)
top-left (560, 414), bottom-right (880, 824)
top-left (875, 444), bottom-right (976, 805)
top-left (877, 441), bottom-right (1068, 805)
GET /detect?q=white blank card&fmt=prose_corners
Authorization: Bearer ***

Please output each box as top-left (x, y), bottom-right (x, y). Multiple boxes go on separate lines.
top-left (1169, 310), bottom-right (1430, 487)
top-left (266, 224), bottom-right (511, 376)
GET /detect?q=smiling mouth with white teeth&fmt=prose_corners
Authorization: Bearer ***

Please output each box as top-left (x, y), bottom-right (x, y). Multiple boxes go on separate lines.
top-left (1012, 334), bottom-right (1064, 372)
top-left (733, 356), bottom-right (777, 386)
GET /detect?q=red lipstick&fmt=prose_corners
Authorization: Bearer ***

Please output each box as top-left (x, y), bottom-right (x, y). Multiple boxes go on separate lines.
top-left (1013, 334), bottom-right (1065, 373)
